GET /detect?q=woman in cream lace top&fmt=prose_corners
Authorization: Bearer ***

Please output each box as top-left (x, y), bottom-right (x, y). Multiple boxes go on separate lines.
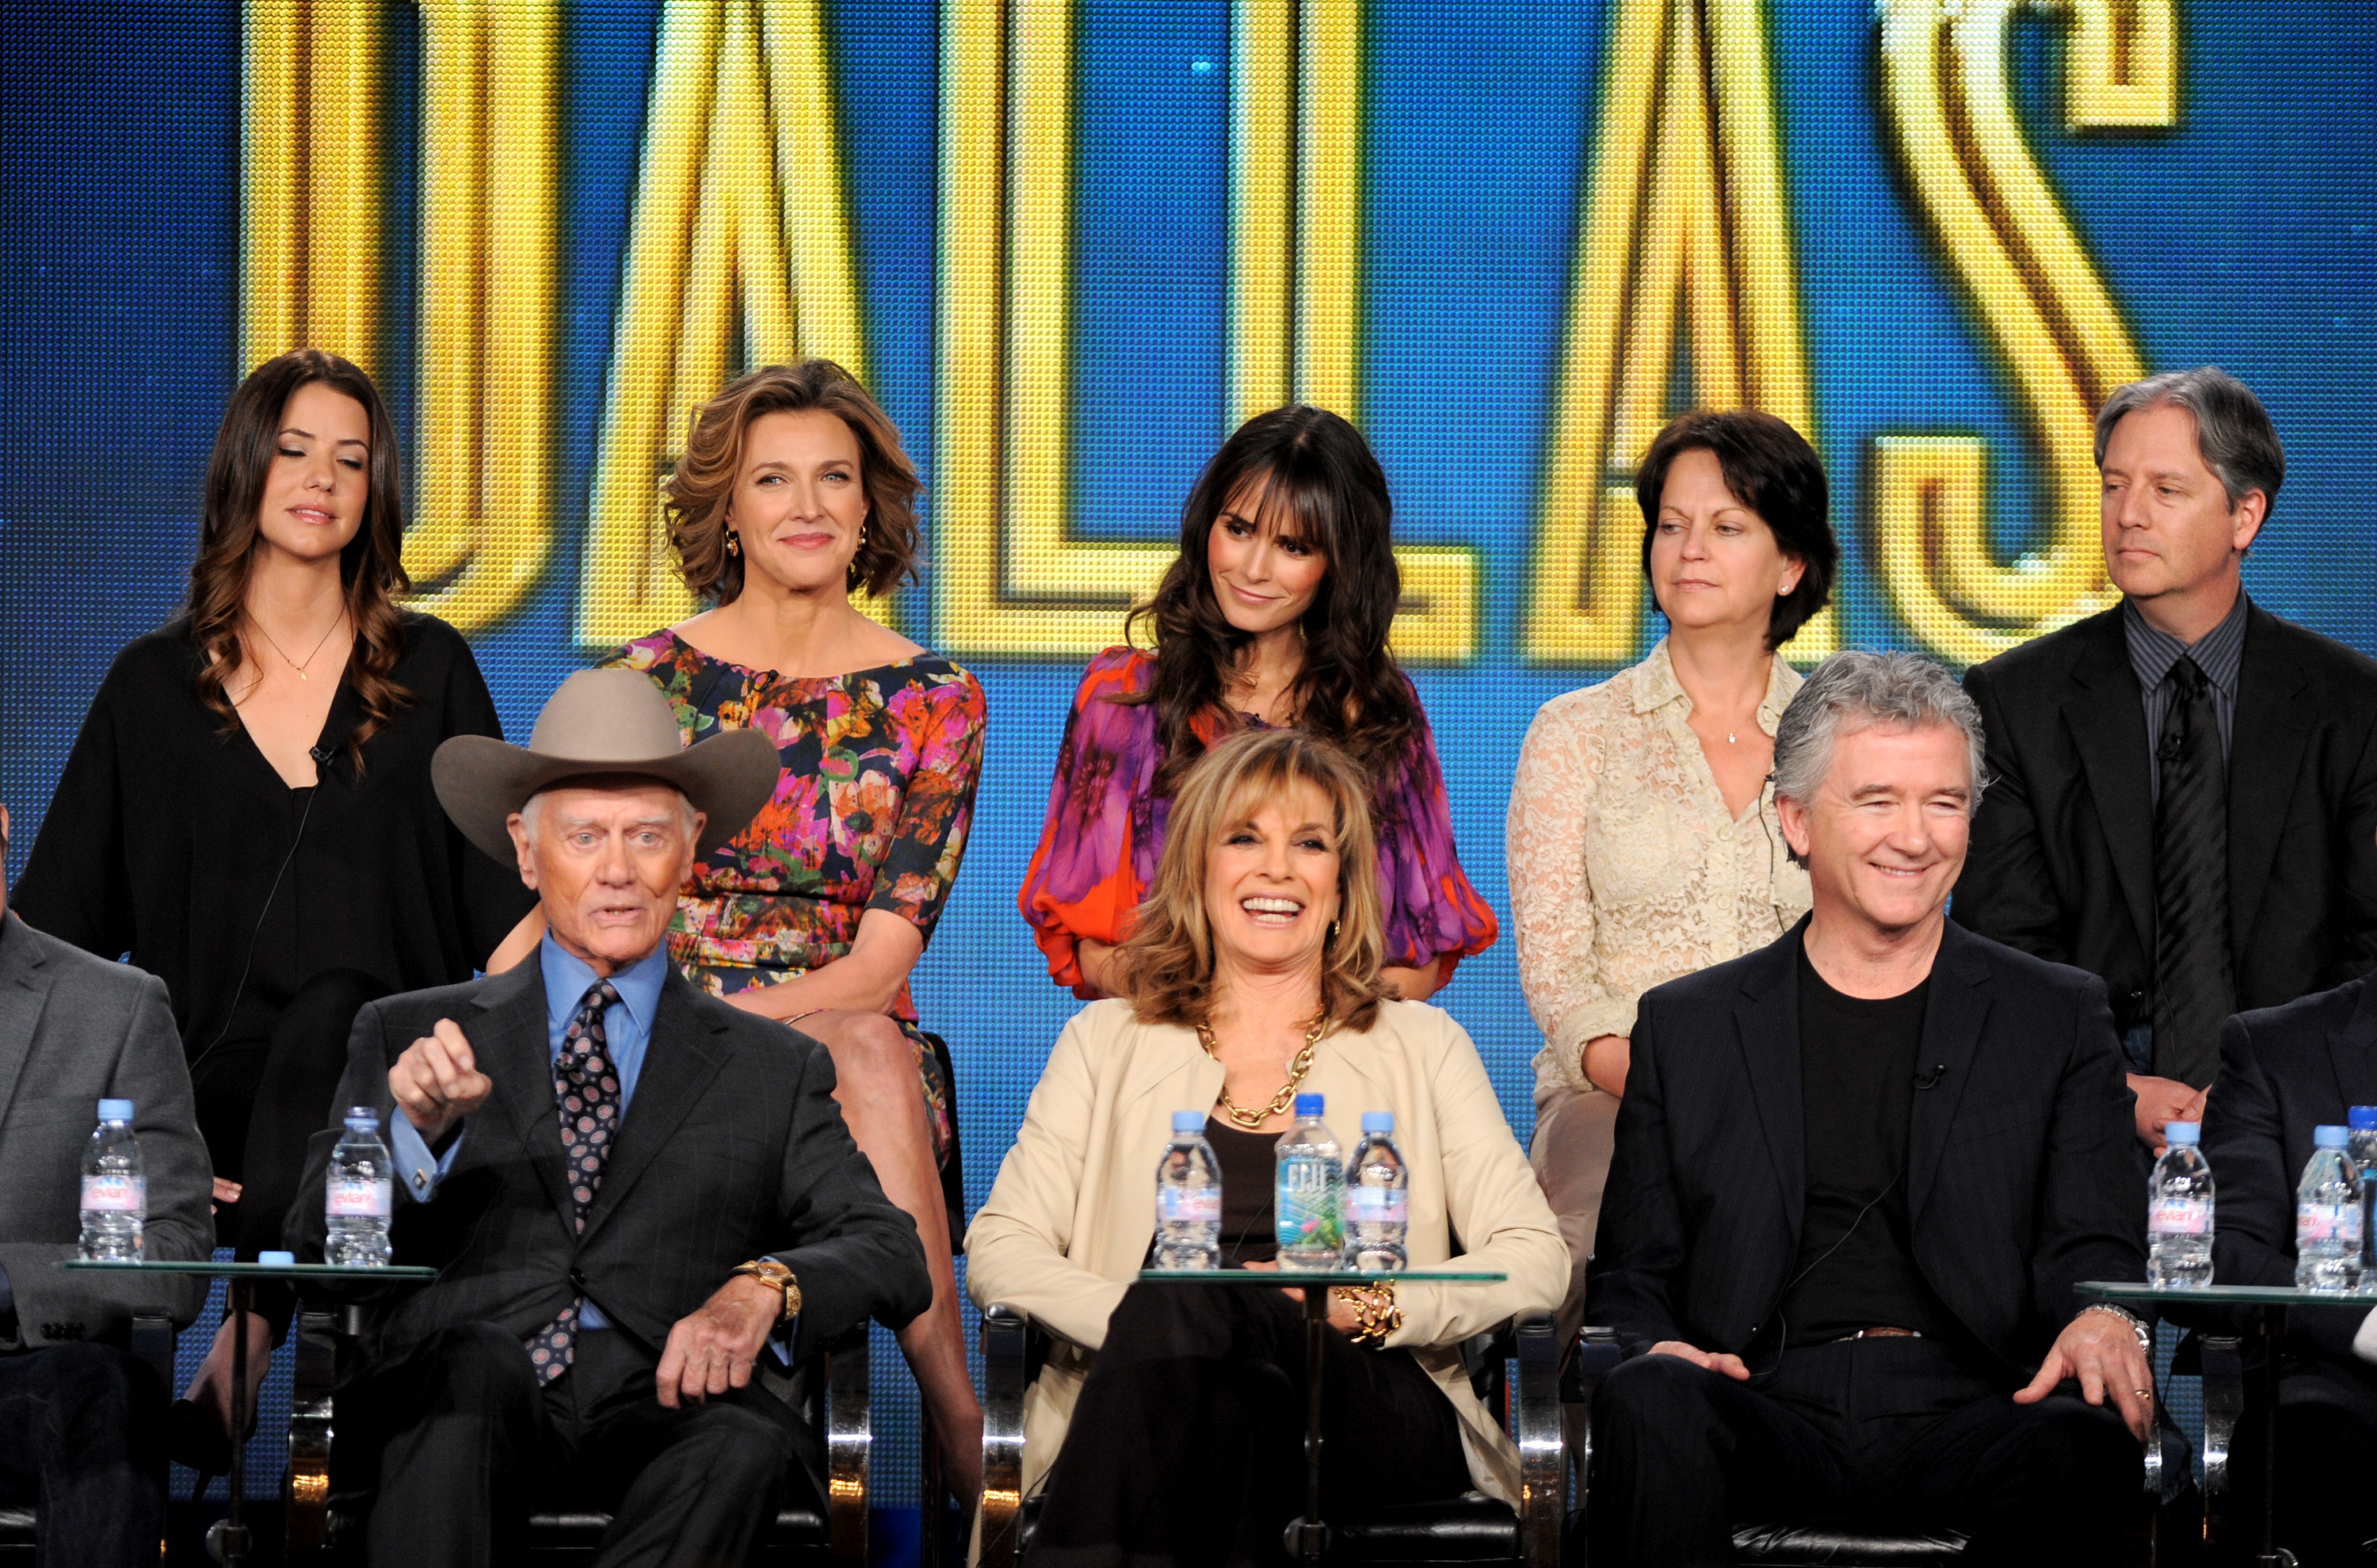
top-left (1508, 409), bottom-right (1837, 1325)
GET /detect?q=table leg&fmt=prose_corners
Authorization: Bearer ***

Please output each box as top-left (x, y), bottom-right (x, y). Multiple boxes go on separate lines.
top-left (2255, 1305), bottom-right (2289, 1568)
top-left (1282, 1289), bottom-right (1330, 1565)
top-left (207, 1279), bottom-right (253, 1567)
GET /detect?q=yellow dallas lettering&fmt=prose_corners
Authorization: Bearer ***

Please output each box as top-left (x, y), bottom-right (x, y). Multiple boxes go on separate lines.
top-left (935, 0), bottom-right (1475, 663)
top-left (577, 0), bottom-right (883, 645)
top-left (243, 0), bottom-right (557, 635)
top-left (1871, 0), bottom-right (2172, 666)
top-left (1529, 0), bottom-right (1834, 667)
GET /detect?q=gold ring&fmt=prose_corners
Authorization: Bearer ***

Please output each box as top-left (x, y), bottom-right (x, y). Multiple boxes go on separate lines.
top-left (2132, 1388), bottom-right (2150, 1399)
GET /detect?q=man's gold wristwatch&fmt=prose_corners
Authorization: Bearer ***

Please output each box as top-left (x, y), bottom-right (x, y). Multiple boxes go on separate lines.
top-left (731, 1258), bottom-right (803, 1325)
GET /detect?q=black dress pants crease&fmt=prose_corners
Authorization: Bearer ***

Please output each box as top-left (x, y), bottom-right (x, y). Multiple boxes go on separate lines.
top-left (1588, 1337), bottom-right (2139, 1568)
top-left (2228, 1358), bottom-right (2377, 1566)
top-left (341, 1322), bottom-right (811, 1568)
top-left (0, 1342), bottom-right (167, 1568)
top-left (1027, 1281), bottom-right (1473, 1568)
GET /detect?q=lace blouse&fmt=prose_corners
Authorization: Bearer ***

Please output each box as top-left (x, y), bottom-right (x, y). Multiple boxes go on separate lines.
top-left (1506, 639), bottom-right (1812, 1097)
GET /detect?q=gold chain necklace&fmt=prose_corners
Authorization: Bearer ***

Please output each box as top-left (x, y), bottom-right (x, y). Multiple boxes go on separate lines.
top-left (1197, 1010), bottom-right (1329, 1129)
top-left (249, 609), bottom-right (347, 681)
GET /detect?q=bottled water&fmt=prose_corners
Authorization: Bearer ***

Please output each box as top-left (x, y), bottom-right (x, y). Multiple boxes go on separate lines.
top-left (78, 1100), bottom-right (145, 1261)
top-left (1274, 1094), bottom-right (1344, 1270)
top-left (1343, 1112), bottom-right (1410, 1272)
top-left (2295, 1124), bottom-right (2363, 1292)
top-left (325, 1108), bottom-right (395, 1267)
top-left (2351, 1106), bottom-right (2377, 1283)
top-left (2146, 1120), bottom-right (2214, 1288)
top-left (1152, 1111), bottom-right (1222, 1271)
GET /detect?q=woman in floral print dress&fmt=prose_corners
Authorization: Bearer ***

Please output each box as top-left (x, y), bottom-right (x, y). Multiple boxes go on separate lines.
top-left (604, 361), bottom-right (986, 1497)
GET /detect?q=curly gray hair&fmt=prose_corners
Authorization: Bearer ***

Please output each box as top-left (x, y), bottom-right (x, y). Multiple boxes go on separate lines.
top-left (1772, 650), bottom-right (1989, 820)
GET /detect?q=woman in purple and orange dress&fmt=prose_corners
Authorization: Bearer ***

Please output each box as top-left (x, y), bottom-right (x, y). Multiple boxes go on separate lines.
top-left (600, 361), bottom-right (985, 1496)
top-left (1021, 404), bottom-right (1496, 1005)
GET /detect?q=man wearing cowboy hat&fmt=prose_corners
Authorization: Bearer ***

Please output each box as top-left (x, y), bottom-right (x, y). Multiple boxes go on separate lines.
top-left (289, 668), bottom-right (932, 1568)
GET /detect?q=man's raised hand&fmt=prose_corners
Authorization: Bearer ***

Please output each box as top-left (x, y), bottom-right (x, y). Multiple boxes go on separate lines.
top-left (390, 1018), bottom-right (493, 1146)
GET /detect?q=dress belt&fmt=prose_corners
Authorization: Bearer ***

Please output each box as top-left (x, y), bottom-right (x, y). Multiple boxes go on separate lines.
top-left (1836, 1326), bottom-right (1921, 1341)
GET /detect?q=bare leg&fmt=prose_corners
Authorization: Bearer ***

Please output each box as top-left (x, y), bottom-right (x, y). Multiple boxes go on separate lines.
top-left (183, 1310), bottom-right (273, 1439)
top-left (797, 1011), bottom-right (985, 1509)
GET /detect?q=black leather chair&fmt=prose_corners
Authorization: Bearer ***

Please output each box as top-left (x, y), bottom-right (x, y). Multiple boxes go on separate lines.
top-left (1562, 1326), bottom-right (2183, 1566)
top-left (282, 1305), bottom-right (873, 1564)
top-left (0, 1314), bottom-right (177, 1564)
top-left (975, 1303), bottom-right (1564, 1568)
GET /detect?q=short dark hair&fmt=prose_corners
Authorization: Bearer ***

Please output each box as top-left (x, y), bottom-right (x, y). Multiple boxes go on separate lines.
top-left (1634, 410), bottom-right (1837, 651)
top-left (2095, 366), bottom-right (2284, 522)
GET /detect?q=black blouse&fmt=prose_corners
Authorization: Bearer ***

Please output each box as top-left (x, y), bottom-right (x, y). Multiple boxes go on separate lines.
top-left (1208, 1118), bottom-right (1280, 1266)
top-left (10, 612), bottom-right (536, 1059)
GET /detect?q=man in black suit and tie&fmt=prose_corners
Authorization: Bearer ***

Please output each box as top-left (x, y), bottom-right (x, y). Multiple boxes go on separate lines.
top-left (1955, 367), bottom-right (2377, 1154)
top-left (2198, 977), bottom-right (2377, 1562)
top-left (292, 669), bottom-right (933, 1568)
top-left (1585, 650), bottom-right (2150, 1565)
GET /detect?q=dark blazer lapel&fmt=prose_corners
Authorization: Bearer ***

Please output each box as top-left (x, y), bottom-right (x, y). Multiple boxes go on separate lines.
top-left (2226, 606), bottom-right (2314, 953)
top-left (2325, 976), bottom-right (2377, 1110)
top-left (0, 917), bottom-right (54, 1126)
top-left (578, 974), bottom-right (727, 1243)
top-left (1908, 924), bottom-right (1993, 1220)
top-left (2062, 613), bottom-right (2156, 949)
top-left (1733, 934), bottom-right (1805, 1242)
top-left (469, 962), bottom-right (575, 1224)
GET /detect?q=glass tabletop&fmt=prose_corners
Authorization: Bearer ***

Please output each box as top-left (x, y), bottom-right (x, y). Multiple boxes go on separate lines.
top-left (59, 1259), bottom-right (439, 1280)
top-left (1137, 1268), bottom-right (1505, 1286)
top-left (2077, 1279), bottom-right (2375, 1308)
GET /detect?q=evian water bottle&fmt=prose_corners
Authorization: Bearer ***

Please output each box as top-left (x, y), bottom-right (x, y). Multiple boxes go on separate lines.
top-left (78, 1100), bottom-right (145, 1261)
top-left (1152, 1111), bottom-right (1222, 1270)
top-left (2146, 1120), bottom-right (2213, 1287)
top-left (325, 1108), bottom-right (395, 1267)
top-left (2295, 1124), bottom-right (2362, 1292)
top-left (1343, 1112), bottom-right (1410, 1272)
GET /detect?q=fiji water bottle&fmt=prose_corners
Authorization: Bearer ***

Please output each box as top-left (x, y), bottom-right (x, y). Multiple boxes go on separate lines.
top-left (1275, 1094), bottom-right (1344, 1270)
top-left (2350, 1107), bottom-right (2377, 1284)
top-left (2146, 1121), bottom-right (2214, 1288)
top-left (78, 1100), bottom-right (145, 1261)
top-left (325, 1108), bottom-right (395, 1267)
top-left (1152, 1112), bottom-right (1222, 1270)
top-left (2295, 1125), bottom-right (2363, 1292)
top-left (1343, 1112), bottom-right (1410, 1272)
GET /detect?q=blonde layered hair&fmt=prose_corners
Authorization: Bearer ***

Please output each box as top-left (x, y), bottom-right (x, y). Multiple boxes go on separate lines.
top-left (1112, 728), bottom-right (1393, 1032)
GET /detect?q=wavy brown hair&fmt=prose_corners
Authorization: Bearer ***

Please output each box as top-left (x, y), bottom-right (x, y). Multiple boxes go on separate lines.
top-left (665, 361), bottom-right (921, 603)
top-left (1111, 729), bottom-right (1392, 1034)
top-left (1122, 406), bottom-right (1423, 795)
top-left (189, 349), bottom-right (414, 766)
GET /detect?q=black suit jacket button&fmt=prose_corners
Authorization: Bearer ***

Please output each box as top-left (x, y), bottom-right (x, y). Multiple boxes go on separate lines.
top-left (568, 1268), bottom-right (587, 1290)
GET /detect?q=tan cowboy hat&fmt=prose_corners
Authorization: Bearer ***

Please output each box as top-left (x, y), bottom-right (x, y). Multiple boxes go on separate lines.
top-left (433, 668), bottom-right (780, 862)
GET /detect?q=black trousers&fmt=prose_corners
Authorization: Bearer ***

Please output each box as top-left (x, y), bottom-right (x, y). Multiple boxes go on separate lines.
top-left (1588, 1338), bottom-right (2139, 1567)
top-left (340, 1322), bottom-right (812, 1568)
top-left (2229, 1358), bottom-right (2377, 1566)
top-left (1028, 1281), bottom-right (1472, 1568)
top-left (0, 1342), bottom-right (166, 1568)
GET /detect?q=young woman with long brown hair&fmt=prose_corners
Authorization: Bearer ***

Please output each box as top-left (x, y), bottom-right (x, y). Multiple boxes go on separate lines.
top-left (13, 349), bottom-right (541, 1463)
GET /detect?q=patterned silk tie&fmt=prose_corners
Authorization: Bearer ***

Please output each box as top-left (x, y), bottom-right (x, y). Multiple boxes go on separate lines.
top-left (2150, 656), bottom-right (2235, 1089)
top-left (526, 977), bottom-right (624, 1384)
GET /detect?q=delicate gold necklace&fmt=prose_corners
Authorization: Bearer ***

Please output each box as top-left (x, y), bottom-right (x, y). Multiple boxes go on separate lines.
top-left (1198, 1010), bottom-right (1329, 1129)
top-left (250, 609), bottom-right (347, 681)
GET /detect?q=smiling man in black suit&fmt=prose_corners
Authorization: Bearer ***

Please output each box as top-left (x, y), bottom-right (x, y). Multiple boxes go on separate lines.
top-left (1955, 367), bottom-right (2377, 1154)
top-left (1585, 651), bottom-right (2149, 1566)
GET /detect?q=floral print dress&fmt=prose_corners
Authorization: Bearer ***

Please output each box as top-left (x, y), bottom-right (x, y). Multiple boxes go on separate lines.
top-left (607, 630), bottom-right (986, 1169)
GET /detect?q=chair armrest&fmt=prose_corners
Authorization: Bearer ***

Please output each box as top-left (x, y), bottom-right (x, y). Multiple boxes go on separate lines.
top-left (282, 1310), bottom-right (342, 1555)
top-left (979, 1305), bottom-right (1031, 1568)
top-left (2196, 1331), bottom-right (2243, 1554)
top-left (128, 1314), bottom-right (175, 1387)
top-left (1513, 1314), bottom-right (1564, 1568)
top-left (1562, 1326), bottom-right (1623, 1546)
top-left (822, 1322), bottom-right (870, 1565)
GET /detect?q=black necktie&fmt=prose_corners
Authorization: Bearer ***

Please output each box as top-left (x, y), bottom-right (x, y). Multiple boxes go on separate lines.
top-left (2150, 657), bottom-right (2234, 1088)
top-left (526, 978), bottom-right (624, 1384)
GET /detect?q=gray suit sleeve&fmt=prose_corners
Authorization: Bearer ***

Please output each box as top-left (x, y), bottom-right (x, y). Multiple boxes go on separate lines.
top-left (0, 972), bottom-right (212, 1343)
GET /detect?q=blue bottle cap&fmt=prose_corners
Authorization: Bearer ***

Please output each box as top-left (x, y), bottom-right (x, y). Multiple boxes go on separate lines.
top-left (2316, 1124), bottom-right (2351, 1148)
top-left (2352, 1106), bottom-right (2377, 1131)
top-left (2164, 1120), bottom-right (2200, 1145)
top-left (1172, 1110), bottom-right (1204, 1133)
top-left (1361, 1112), bottom-right (1395, 1134)
top-left (97, 1099), bottom-right (133, 1122)
top-left (1294, 1093), bottom-right (1324, 1117)
top-left (258, 1250), bottom-right (295, 1267)
top-left (344, 1108), bottom-right (380, 1131)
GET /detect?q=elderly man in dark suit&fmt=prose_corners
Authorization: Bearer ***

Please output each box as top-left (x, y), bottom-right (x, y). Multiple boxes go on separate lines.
top-left (0, 799), bottom-right (213, 1565)
top-left (2198, 976), bottom-right (2377, 1563)
top-left (1955, 367), bottom-right (2377, 1154)
top-left (1585, 651), bottom-right (2150, 1566)
top-left (292, 669), bottom-right (933, 1568)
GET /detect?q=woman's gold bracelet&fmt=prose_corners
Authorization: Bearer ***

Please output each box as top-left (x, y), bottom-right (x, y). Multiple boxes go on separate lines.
top-left (1330, 1282), bottom-right (1402, 1349)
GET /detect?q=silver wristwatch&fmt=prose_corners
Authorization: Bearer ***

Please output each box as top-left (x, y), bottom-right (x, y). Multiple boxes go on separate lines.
top-left (2080, 1301), bottom-right (2153, 1355)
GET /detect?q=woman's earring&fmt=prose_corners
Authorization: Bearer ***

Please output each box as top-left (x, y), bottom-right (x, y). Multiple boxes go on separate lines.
top-left (1329, 919), bottom-right (1341, 941)
top-left (726, 529), bottom-right (742, 558)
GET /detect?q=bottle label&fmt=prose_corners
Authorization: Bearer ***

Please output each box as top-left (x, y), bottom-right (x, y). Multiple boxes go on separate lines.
top-left (1158, 1188), bottom-right (1221, 1224)
top-left (2147, 1197), bottom-right (2211, 1236)
top-left (328, 1177), bottom-right (393, 1219)
top-left (2298, 1202), bottom-right (2364, 1245)
top-left (80, 1174), bottom-right (144, 1213)
top-left (1347, 1188), bottom-right (1408, 1225)
top-left (1276, 1165), bottom-right (1343, 1253)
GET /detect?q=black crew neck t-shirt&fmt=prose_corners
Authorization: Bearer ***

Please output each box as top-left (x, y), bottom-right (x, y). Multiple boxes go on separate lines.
top-left (1779, 940), bottom-right (1955, 1346)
